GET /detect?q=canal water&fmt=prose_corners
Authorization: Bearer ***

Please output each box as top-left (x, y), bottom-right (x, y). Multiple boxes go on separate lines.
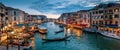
top-left (33, 22), bottom-right (120, 50)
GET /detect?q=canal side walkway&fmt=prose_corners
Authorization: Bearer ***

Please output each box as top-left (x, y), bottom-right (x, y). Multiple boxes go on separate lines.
top-left (0, 45), bottom-right (24, 50)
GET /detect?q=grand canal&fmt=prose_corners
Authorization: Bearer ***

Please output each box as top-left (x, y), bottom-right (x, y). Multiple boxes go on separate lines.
top-left (32, 22), bottom-right (120, 50)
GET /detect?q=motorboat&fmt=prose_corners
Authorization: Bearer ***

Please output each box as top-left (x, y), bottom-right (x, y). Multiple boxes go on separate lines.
top-left (29, 26), bottom-right (38, 32)
top-left (59, 24), bottom-right (65, 28)
top-left (82, 28), bottom-right (99, 33)
top-left (39, 27), bottom-right (47, 34)
top-left (98, 26), bottom-right (120, 40)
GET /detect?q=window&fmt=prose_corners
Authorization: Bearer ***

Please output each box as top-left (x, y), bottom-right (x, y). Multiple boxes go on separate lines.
top-left (101, 16), bottom-right (103, 19)
top-left (14, 17), bottom-right (16, 21)
top-left (109, 15), bottom-right (112, 19)
top-left (99, 11), bottom-right (103, 14)
top-left (109, 21), bottom-right (112, 24)
top-left (114, 14), bottom-right (119, 18)
top-left (96, 21), bottom-right (98, 24)
top-left (93, 21), bottom-right (95, 24)
top-left (6, 12), bottom-right (8, 15)
top-left (93, 12), bottom-right (95, 14)
top-left (5, 17), bottom-right (8, 20)
top-left (14, 11), bottom-right (16, 15)
top-left (104, 10), bottom-right (107, 13)
top-left (105, 15), bottom-right (107, 18)
top-left (99, 21), bottom-right (103, 25)
top-left (1, 14), bottom-right (4, 18)
top-left (115, 21), bottom-right (118, 25)
top-left (114, 8), bottom-right (119, 12)
top-left (1, 7), bottom-right (3, 12)
top-left (109, 9), bottom-right (113, 12)
top-left (105, 21), bottom-right (107, 24)
top-left (96, 11), bottom-right (98, 14)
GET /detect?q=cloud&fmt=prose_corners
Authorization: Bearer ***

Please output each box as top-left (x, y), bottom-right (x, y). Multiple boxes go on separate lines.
top-left (22, 8), bottom-right (60, 18)
top-left (2, 0), bottom-right (120, 18)
top-left (101, 0), bottom-right (120, 2)
top-left (45, 14), bottom-right (60, 19)
top-left (29, 0), bottom-right (120, 18)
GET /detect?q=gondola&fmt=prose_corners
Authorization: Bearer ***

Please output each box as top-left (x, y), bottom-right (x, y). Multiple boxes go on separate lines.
top-left (55, 30), bottom-right (64, 33)
top-left (42, 36), bottom-right (70, 41)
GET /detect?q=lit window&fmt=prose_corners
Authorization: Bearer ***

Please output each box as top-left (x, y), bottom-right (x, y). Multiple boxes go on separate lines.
top-left (114, 8), bottom-right (119, 12)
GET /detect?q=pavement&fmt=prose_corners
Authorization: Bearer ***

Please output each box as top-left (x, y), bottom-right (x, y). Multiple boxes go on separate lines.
top-left (0, 45), bottom-right (24, 50)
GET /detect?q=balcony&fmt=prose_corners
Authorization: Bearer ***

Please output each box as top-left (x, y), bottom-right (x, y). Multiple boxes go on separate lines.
top-left (103, 12), bottom-right (113, 15)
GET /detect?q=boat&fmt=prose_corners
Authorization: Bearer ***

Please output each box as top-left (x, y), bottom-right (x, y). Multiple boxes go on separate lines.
top-left (59, 25), bottom-right (64, 28)
top-left (23, 41), bottom-right (32, 50)
top-left (98, 26), bottom-right (120, 40)
top-left (39, 27), bottom-right (47, 34)
top-left (29, 26), bottom-right (39, 32)
top-left (42, 36), bottom-right (70, 41)
top-left (99, 30), bottom-right (120, 40)
top-left (23, 45), bottom-right (32, 50)
top-left (82, 28), bottom-right (99, 33)
top-left (55, 30), bottom-right (64, 33)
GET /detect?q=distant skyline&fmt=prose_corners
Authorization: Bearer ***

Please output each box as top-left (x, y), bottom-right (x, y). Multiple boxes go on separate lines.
top-left (1, 0), bottom-right (120, 18)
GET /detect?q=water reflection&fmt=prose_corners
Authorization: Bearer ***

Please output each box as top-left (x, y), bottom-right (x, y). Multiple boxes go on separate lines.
top-left (34, 22), bottom-right (120, 50)
top-left (64, 27), bottom-right (71, 36)
top-left (72, 28), bottom-right (82, 37)
top-left (39, 34), bottom-right (47, 40)
top-left (39, 22), bottom-right (83, 41)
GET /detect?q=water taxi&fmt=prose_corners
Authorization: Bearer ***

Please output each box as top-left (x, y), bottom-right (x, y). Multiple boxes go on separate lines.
top-left (98, 26), bottom-right (120, 39)
top-left (29, 25), bottom-right (38, 32)
top-left (39, 27), bottom-right (47, 34)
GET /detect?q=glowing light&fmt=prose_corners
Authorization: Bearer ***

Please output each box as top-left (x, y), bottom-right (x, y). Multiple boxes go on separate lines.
top-left (11, 32), bottom-right (14, 34)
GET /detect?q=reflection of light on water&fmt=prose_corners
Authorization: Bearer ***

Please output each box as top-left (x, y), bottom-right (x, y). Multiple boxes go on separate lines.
top-left (67, 29), bottom-right (71, 36)
top-left (40, 34), bottom-right (47, 39)
top-left (72, 29), bottom-right (82, 37)
top-left (64, 28), bottom-right (72, 36)
top-left (31, 37), bottom-right (35, 50)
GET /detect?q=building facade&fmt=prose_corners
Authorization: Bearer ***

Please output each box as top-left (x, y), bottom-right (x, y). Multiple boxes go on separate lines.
top-left (90, 3), bottom-right (120, 27)
top-left (0, 3), bottom-right (6, 29)
top-left (30, 15), bottom-right (47, 23)
top-left (58, 11), bottom-right (90, 28)
top-left (76, 10), bottom-right (90, 27)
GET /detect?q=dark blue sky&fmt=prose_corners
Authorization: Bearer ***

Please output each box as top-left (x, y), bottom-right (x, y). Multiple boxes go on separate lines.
top-left (1, 0), bottom-right (120, 18)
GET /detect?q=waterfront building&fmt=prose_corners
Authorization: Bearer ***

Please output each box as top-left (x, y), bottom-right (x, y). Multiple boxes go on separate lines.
top-left (30, 15), bottom-right (47, 23)
top-left (89, 3), bottom-right (120, 39)
top-left (24, 13), bottom-right (31, 24)
top-left (47, 18), bottom-right (57, 22)
top-left (6, 7), bottom-right (20, 25)
top-left (0, 3), bottom-right (6, 29)
top-left (58, 13), bottom-right (72, 24)
top-left (58, 10), bottom-right (90, 28)
top-left (90, 3), bottom-right (120, 27)
top-left (6, 7), bottom-right (27, 25)
top-left (18, 10), bottom-right (26, 24)
top-left (76, 10), bottom-right (90, 28)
